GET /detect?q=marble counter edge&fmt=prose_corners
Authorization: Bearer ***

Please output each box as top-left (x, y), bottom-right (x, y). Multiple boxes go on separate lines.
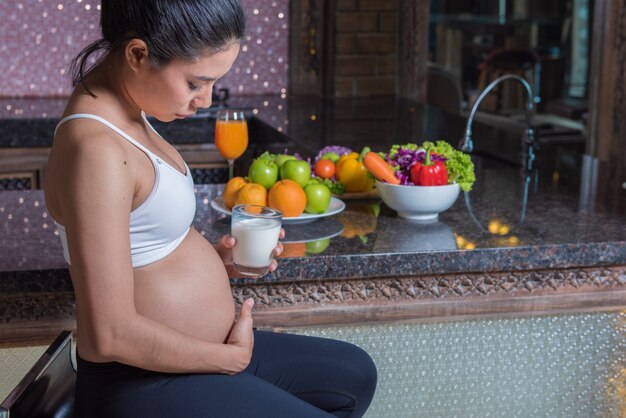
top-left (1, 263), bottom-right (624, 344)
top-left (1, 241), bottom-right (624, 291)
top-left (251, 241), bottom-right (626, 282)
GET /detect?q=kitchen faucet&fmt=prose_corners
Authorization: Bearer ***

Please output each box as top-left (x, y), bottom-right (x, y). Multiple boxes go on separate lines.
top-left (459, 74), bottom-right (536, 176)
top-left (460, 74), bottom-right (537, 226)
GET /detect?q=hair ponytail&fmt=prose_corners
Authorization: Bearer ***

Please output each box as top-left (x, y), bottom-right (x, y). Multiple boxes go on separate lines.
top-left (69, 38), bottom-right (110, 94)
top-left (67, 0), bottom-right (246, 95)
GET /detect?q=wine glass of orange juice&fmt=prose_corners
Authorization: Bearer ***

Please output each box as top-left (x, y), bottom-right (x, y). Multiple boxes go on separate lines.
top-left (215, 109), bottom-right (248, 180)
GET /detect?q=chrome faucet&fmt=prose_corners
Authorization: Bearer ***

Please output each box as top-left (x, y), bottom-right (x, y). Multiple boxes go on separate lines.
top-left (460, 74), bottom-right (538, 226)
top-left (459, 74), bottom-right (536, 175)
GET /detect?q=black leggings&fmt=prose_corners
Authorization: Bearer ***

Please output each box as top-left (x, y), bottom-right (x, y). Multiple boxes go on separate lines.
top-left (74, 331), bottom-right (377, 417)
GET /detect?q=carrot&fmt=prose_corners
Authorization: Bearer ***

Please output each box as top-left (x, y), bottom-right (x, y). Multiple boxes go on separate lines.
top-left (362, 151), bottom-right (400, 184)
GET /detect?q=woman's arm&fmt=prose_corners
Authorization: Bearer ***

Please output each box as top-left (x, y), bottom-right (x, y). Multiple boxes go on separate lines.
top-left (55, 130), bottom-right (252, 374)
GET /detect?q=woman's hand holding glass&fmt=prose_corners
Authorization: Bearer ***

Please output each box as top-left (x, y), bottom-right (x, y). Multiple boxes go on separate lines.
top-left (215, 227), bottom-right (285, 278)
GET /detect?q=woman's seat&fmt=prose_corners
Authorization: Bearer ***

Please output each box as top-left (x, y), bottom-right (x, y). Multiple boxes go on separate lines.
top-left (0, 331), bottom-right (76, 418)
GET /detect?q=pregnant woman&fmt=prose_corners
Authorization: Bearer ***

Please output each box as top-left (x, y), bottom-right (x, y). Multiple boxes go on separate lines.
top-left (43, 1), bottom-right (376, 416)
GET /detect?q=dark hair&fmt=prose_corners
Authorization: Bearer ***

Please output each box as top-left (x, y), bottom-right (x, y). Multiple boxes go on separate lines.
top-left (70, 0), bottom-right (246, 90)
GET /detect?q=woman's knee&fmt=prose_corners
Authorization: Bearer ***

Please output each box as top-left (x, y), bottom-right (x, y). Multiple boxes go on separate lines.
top-left (351, 343), bottom-right (378, 395)
top-left (328, 340), bottom-right (377, 395)
top-left (331, 341), bottom-right (377, 417)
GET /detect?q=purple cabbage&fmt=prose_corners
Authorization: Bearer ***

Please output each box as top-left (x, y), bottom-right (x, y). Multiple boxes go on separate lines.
top-left (386, 146), bottom-right (447, 185)
top-left (313, 145), bottom-right (353, 163)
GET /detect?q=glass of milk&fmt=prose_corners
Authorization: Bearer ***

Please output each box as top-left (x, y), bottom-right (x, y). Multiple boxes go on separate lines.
top-left (231, 204), bottom-right (283, 277)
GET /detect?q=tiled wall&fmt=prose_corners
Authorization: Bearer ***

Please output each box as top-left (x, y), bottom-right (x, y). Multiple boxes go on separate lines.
top-left (0, 0), bottom-right (289, 97)
top-left (334, 0), bottom-right (398, 96)
top-left (293, 312), bottom-right (626, 417)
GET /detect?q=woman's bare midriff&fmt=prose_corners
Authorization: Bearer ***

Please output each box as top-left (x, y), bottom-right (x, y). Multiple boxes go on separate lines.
top-left (75, 228), bottom-right (236, 362)
top-left (133, 228), bottom-right (235, 338)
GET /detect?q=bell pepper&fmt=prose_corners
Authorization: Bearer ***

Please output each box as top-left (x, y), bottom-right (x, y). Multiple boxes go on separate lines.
top-left (362, 174), bottom-right (375, 192)
top-left (337, 155), bottom-right (369, 192)
top-left (410, 149), bottom-right (448, 186)
top-left (336, 152), bottom-right (360, 174)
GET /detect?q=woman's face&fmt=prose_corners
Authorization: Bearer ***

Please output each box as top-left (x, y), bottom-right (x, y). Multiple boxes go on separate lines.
top-left (127, 42), bottom-right (240, 122)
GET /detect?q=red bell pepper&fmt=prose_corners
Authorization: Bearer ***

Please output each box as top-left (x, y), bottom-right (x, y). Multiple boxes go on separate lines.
top-left (410, 149), bottom-right (448, 186)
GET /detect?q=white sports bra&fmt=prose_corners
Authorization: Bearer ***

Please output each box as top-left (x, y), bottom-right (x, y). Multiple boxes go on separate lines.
top-left (53, 113), bottom-right (196, 268)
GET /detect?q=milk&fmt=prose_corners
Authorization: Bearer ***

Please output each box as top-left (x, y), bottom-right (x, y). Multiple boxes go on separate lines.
top-left (232, 217), bottom-right (281, 276)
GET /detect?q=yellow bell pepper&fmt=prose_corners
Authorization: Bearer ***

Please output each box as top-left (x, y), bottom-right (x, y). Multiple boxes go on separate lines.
top-left (362, 174), bottom-right (375, 191)
top-left (336, 152), bottom-right (360, 174)
top-left (337, 157), bottom-right (369, 192)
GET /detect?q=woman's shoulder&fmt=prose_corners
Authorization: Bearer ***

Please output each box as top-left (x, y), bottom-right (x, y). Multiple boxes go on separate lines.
top-left (56, 93), bottom-right (128, 152)
top-left (52, 95), bottom-right (133, 178)
top-left (46, 105), bottom-right (136, 224)
top-left (54, 119), bottom-right (128, 169)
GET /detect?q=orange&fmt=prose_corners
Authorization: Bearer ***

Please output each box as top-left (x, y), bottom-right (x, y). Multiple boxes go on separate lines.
top-left (279, 242), bottom-right (306, 258)
top-left (223, 176), bottom-right (248, 209)
top-left (234, 183), bottom-right (268, 207)
top-left (268, 179), bottom-right (306, 217)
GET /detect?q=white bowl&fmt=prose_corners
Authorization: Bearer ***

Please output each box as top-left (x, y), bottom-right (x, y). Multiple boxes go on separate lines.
top-left (375, 180), bottom-right (460, 221)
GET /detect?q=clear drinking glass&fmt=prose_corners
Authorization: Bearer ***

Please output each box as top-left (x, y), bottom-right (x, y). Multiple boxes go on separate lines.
top-left (215, 109), bottom-right (248, 180)
top-left (231, 204), bottom-right (283, 278)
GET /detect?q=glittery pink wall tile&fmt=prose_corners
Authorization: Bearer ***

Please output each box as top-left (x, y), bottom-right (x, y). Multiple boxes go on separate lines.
top-left (0, 0), bottom-right (289, 98)
top-left (218, 1), bottom-right (290, 96)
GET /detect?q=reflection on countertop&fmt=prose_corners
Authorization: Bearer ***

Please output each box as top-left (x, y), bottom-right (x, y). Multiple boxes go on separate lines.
top-left (1, 155), bottom-right (624, 282)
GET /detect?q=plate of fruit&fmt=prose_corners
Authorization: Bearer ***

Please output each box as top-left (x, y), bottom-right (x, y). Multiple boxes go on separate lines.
top-left (211, 151), bottom-right (346, 224)
top-left (211, 195), bottom-right (345, 225)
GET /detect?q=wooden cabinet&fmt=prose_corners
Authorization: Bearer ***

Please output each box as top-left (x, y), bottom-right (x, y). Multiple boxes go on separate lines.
top-left (0, 148), bottom-right (50, 190)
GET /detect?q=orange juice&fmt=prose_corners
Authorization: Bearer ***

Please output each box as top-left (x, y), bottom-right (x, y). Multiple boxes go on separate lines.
top-left (215, 120), bottom-right (248, 160)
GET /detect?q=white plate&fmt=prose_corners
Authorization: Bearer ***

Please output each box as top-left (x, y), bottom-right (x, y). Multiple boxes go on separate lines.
top-left (210, 196), bottom-right (346, 225)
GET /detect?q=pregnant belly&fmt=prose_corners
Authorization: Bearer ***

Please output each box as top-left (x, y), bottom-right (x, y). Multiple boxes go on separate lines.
top-left (133, 228), bottom-right (236, 344)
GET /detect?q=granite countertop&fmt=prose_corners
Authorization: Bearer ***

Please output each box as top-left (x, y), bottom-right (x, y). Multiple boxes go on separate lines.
top-left (1, 156), bottom-right (624, 286)
top-left (0, 96), bottom-right (624, 284)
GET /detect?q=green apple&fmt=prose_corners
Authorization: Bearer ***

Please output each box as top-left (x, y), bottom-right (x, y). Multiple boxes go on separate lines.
top-left (304, 182), bottom-right (331, 214)
top-left (274, 154), bottom-right (297, 168)
top-left (280, 159), bottom-right (311, 187)
top-left (248, 158), bottom-right (278, 190)
top-left (320, 152), bottom-right (340, 163)
top-left (305, 238), bottom-right (330, 254)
